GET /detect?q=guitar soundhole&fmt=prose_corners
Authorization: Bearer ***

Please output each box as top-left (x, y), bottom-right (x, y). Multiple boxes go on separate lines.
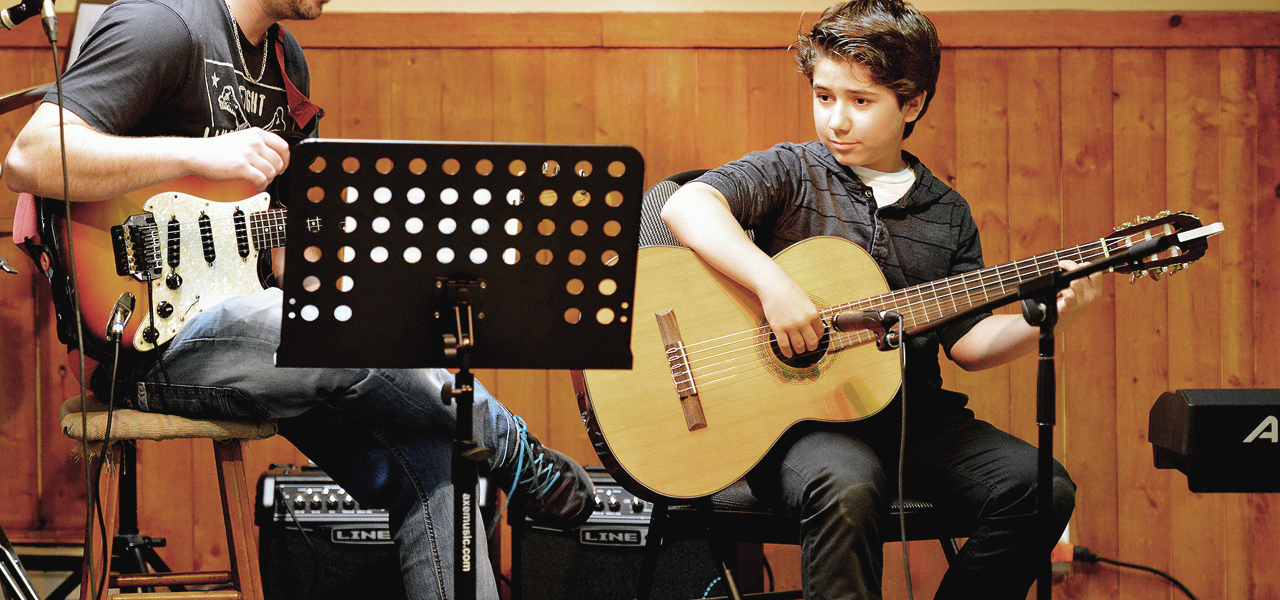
top-left (771, 330), bottom-right (830, 369)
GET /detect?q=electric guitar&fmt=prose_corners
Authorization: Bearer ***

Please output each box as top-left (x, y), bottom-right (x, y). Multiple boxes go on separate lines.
top-left (21, 177), bottom-right (311, 363)
top-left (574, 212), bottom-right (1221, 501)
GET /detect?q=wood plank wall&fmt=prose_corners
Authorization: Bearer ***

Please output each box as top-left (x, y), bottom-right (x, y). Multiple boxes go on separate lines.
top-left (2, 10), bottom-right (1277, 600)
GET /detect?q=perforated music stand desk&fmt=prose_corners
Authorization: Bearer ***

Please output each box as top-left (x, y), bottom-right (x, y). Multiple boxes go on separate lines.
top-left (275, 139), bottom-right (643, 370)
top-left (274, 138), bottom-right (644, 600)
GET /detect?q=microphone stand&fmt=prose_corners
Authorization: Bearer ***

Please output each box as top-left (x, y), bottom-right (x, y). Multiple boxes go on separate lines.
top-left (1002, 221), bottom-right (1223, 600)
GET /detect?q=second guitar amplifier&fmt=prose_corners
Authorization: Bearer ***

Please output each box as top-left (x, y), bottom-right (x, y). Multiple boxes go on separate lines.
top-left (510, 466), bottom-right (724, 600)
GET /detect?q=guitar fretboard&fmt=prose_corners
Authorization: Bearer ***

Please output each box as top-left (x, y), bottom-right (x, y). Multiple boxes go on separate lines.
top-left (822, 233), bottom-right (1136, 346)
top-left (248, 209), bottom-right (289, 250)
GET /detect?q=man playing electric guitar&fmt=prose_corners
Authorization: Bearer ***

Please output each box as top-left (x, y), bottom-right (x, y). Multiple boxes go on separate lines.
top-left (4, 1), bottom-right (593, 598)
top-left (659, 1), bottom-right (1102, 598)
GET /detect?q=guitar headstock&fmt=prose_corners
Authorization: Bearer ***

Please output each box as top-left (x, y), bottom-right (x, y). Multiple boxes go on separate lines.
top-left (1107, 211), bottom-right (1212, 281)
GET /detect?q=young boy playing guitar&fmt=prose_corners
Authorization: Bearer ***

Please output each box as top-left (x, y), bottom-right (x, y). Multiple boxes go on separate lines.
top-left (660, 1), bottom-right (1102, 597)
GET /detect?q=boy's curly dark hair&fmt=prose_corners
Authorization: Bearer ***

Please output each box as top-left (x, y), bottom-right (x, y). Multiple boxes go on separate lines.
top-left (796, 0), bottom-right (941, 138)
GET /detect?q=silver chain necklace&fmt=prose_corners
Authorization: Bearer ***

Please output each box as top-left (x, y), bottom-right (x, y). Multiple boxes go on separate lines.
top-left (225, 0), bottom-right (269, 84)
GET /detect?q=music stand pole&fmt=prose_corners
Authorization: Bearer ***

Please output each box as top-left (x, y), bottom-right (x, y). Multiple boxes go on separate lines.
top-left (440, 297), bottom-right (492, 600)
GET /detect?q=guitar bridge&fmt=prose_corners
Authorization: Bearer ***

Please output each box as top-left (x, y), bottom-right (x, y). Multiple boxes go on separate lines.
top-left (656, 309), bottom-right (707, 431)
top-left (111, 213), bottom-right (161, 281)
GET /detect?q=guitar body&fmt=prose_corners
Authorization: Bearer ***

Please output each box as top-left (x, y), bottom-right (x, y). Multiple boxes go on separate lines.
top-left (25, 177), bottom-right (263, 362)
top-left (132, 191), bottom-right (272, 352)
top-left (578, 237), bottom-right (902, 500)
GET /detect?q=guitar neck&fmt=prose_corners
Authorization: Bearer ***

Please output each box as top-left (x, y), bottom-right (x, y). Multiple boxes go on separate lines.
top-left (831, 238), bottom-right (1113, 335)
top-left (248, 208), bottom-right (289, 251)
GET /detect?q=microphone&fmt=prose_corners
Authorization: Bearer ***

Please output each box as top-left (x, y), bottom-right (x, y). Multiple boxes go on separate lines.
top-left (0, 0), bottom-right (42, 30)
top-left (832, 310), bottom-right (891, 333)
top-left (106, 292), bottom-right (136, 343)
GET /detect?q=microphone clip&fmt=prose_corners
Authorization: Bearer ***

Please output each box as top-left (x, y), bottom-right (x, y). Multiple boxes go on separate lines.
top-left (832, 309), bottom-right (903, 351)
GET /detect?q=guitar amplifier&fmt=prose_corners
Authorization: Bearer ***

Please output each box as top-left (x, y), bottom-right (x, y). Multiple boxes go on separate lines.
top-left (510, 467), bottom-right (724, 600)
top-left (255, 464), bottom-right (406, 600)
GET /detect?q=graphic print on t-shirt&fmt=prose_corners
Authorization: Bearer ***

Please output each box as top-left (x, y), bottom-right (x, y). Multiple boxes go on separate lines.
top-left (202, 59), bottom-right (291, 138)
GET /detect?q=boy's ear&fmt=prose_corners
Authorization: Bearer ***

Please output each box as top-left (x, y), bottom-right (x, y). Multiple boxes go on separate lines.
top-left (904, 92), bottom-right (927, 122)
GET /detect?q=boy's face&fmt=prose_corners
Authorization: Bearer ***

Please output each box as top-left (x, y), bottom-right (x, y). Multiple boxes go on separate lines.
top-left (811, 56), bottom-right (925, 172)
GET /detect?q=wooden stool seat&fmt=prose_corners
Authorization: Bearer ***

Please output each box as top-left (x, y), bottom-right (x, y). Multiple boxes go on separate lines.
top-left (61, 396), bottom-right (276, 600)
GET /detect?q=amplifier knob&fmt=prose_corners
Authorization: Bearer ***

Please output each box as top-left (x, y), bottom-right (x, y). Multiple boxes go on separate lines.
top-left (343, 494), bottom-right (355, 510)
top-left (606, 494), bottom-right (621, 511)
top-left (292, 494), bottom-right (305, 509)
top-left (310, 493), bottom-right (321, 509)
top-left (630, 497), bottom-right (646, 513)
top-left (592, 495), bottom-right (605, 512)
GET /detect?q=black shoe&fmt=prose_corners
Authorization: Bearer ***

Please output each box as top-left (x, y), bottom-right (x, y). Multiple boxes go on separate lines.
top-left (507, 416), bottom-right (594, 529)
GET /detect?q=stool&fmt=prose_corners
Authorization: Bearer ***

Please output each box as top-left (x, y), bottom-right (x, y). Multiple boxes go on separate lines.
top-left (61, 396), bottom-right (277, 600)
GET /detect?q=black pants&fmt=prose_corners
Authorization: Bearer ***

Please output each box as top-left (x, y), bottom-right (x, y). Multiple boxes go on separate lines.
top-left (746, 404), bottom-right (1075, 600)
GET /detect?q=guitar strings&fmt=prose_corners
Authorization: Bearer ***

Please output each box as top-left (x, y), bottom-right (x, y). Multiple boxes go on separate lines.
top-left (669, 227), bottom-right (1173, 391)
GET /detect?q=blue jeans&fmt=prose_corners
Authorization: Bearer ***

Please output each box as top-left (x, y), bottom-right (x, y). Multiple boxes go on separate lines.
top-left (134, 288), bottom-right (516, 600)
top-left (746, 401), bottom-right (1076, 600)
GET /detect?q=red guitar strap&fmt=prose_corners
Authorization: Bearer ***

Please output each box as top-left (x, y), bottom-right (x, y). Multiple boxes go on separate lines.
top-left (272, 26), bottom-right (324, 130)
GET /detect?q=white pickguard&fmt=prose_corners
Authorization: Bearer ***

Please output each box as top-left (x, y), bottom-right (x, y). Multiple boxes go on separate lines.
top-left (133, 192), bottom-right (273, 351)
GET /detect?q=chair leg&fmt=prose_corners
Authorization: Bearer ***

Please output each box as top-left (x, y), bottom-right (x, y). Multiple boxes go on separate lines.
top-left (213, 439), bottom-right (265, 600)
top-left (82, 445), bottom-right (121, 600)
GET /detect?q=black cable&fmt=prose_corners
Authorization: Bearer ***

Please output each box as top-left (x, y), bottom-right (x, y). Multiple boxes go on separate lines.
top-left (92, 341), bottom-right (123, 599)
top-left (891, 313), bottom-right (912, 600)
top-left (41, 8), bottom-right (98, 597)
top-left (1073, 546), bottom-right (1200, 600)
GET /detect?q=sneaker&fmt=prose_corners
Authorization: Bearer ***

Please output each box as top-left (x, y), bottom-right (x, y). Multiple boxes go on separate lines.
top-left (505, 416), bottom-right (595, 529)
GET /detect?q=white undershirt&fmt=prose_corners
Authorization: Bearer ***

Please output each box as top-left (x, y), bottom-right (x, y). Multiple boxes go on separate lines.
top-left (852, 164), bottom-right (916, 208)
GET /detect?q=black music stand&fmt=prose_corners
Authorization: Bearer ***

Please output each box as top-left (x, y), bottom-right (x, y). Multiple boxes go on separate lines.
top-left (274, 139), bottom-right (644, 599)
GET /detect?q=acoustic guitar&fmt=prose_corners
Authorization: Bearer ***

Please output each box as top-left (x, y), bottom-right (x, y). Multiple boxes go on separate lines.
top-left (575, 212), bottom-right (1218, 501)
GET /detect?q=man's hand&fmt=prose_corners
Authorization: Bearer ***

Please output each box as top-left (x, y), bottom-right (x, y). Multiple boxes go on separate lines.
top-left (185, 128), bottom-right (290, 191)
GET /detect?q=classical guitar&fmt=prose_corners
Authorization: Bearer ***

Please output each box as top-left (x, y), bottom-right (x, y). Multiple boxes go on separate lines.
top-left (575, 212), bottom-right (1219, 501)
top-left (21, 177), bottom-right (310, 362)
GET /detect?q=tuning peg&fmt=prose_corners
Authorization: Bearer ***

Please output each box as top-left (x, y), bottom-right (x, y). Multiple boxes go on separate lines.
top-left (1119, 221), bottom-right (1134, 231)
top-left (1157, 210), bottom-right (1172, 218)
top-left (1150, 267), bottom-right (1165, 281)
top-left (1130, 270), bottom-right (1147, 284)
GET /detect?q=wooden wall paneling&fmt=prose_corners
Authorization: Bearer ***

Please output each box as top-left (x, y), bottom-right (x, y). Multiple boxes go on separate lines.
top-left (493, 49), bottom-right (546, 144)
top-left (1217, 47), bottom-right (1258, 600)
top-left (1005, 48), bottom-right (1063, 447)
top-left (306, 48), bottom-right (344, 139)
top-left (339, 49), bottom-right (391, 140)
top-left (545, 49), bottom-right (594, 145)
top-left (0, 46), bottom-right (40, 539)
top-left (644, 49), bottom-right (700, 188)
top-left (1058, 47), bottom-right (1121, 600)
top-left (387, 49), bottom-right (446, 141)
top-left (441, 49), bottom-right (494, 142)
top-left (0, 271), bottom-right (39, 532)
top-left (1164, 47), bottom-right (1227, 600)
top-left (1111, 48), bottom-right (1172, 600)
top-left (694, 49), bottom-right (751, 171)
top-left (1251, 47), bottom-right (1280, 600)
top-left (593, 49), bottom-right (648, 155)
top-left (745, 50), bottom-right (801, 152)
top-left (951, 49), bottom-right (1013, 432)
top-left (1215, 47), bottom-right (1257, 391)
